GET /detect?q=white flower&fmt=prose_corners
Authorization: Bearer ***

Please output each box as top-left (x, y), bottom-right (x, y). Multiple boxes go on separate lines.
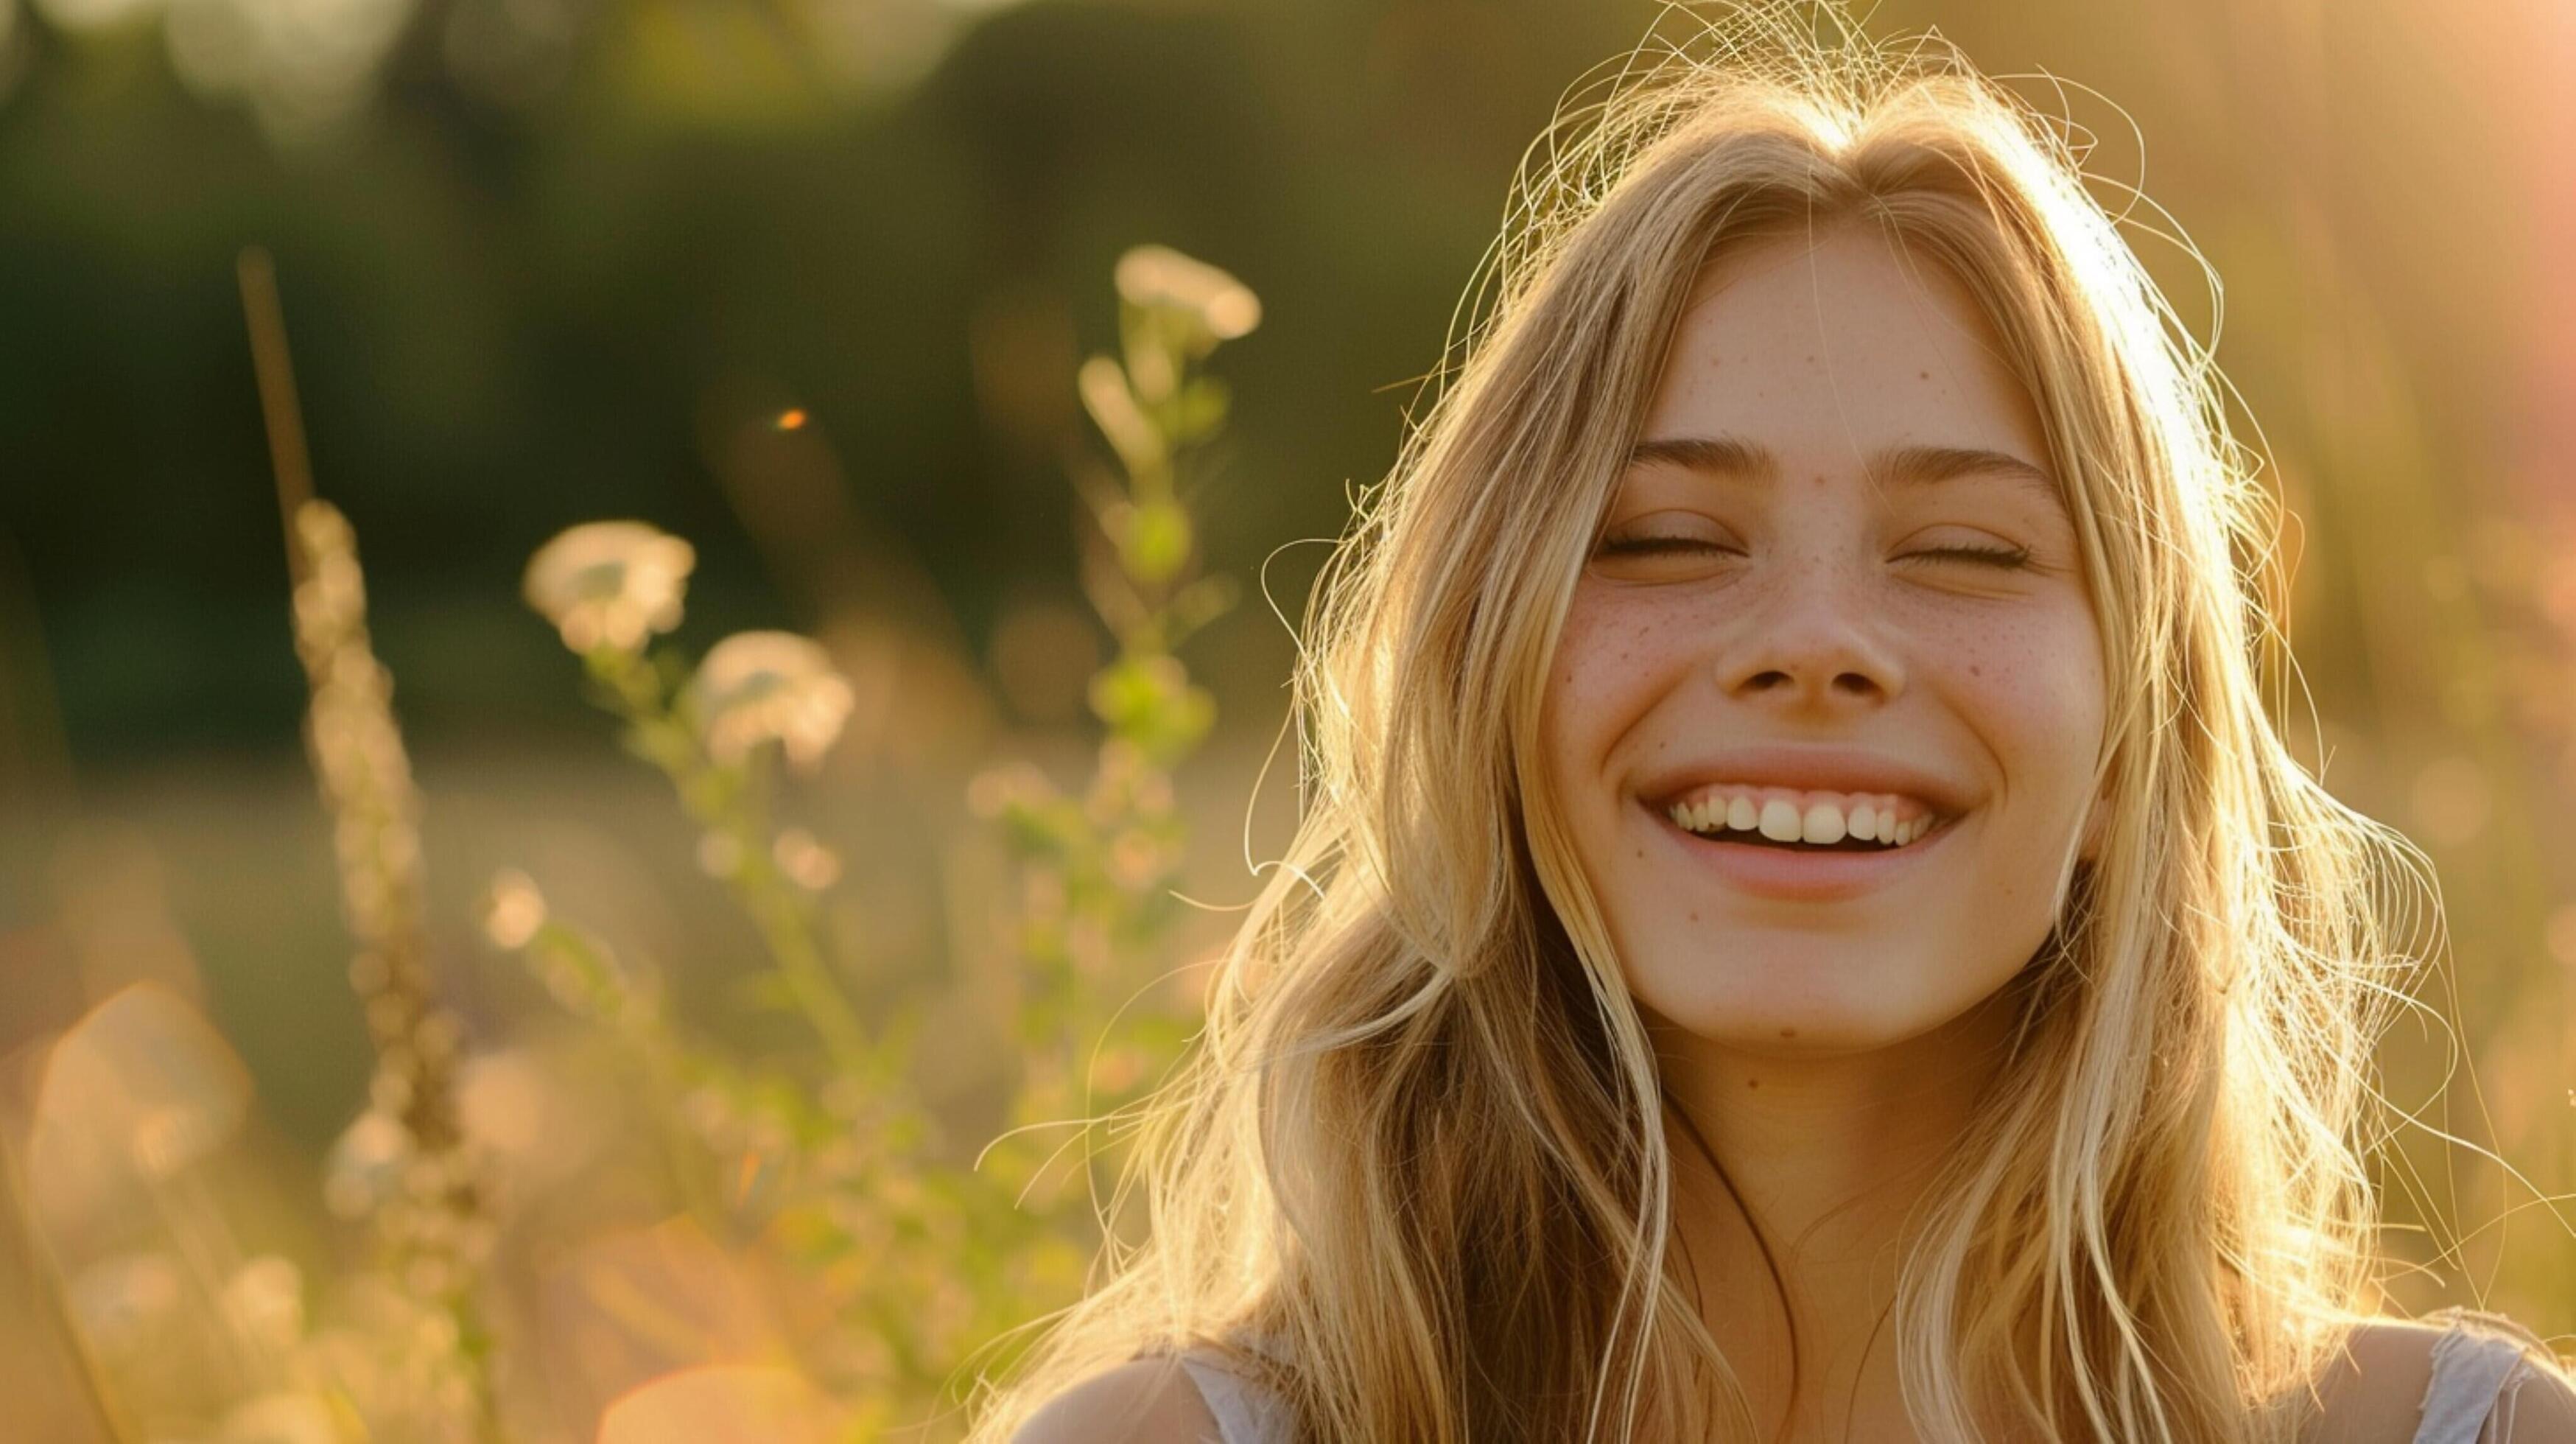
top-left (522, 521), bottom-right (697, 653)
top-left (771, 828), bottom-right (841, 890)
top-left (1113, 245), bottom-right (1261, 340)
top-left (689, 631), bottom-right (856, 769)
top-left (479, 869), bottom-right (547, 950)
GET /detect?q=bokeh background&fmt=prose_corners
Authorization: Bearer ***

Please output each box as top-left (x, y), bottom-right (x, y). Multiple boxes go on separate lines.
top-left (1, 0), bottom-right (2571, 1439)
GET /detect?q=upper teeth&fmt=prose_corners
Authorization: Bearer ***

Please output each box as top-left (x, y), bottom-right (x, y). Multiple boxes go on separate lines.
top-left (1663, 787), bottom-right (1947, 847)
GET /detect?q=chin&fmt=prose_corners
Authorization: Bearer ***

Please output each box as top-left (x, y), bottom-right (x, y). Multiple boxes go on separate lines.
top-left (1625, 945), bottom-right (1970, 1054)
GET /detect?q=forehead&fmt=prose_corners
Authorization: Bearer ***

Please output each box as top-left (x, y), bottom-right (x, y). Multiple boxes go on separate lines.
top-left (1637, 222), bottom-right (2052, 488)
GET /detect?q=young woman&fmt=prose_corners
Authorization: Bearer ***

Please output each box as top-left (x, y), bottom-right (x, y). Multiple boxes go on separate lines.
top-left (975, 4), bottom-right (2576, 1440)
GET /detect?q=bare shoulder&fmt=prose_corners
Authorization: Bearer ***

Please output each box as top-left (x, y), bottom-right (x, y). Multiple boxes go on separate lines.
top-left (2499, 1347), bottom-right (2576, 1443)
top-left (2309, 1319), bottom-right (2449, 1443)
top-left (1011, 1353), bottom-right (1224, 1444)
top-left (2309, 1317), bottom-right (2576, 1444)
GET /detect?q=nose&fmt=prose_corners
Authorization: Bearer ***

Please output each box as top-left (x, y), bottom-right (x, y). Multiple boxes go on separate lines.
top-left (1713, 564), bottom-right (1905, 712)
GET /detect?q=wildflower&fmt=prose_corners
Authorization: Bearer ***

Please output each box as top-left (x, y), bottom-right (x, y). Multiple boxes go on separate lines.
top-left (1087, 653), bottom-right (1215, 765)
top-left (479, 868), bottom-right (547, 950)
top-left (1113, 244), bottom-right (1262, 341)
top-left (688, 631), bottom-right (856, 768)
top-left (248, 264), bottom-right (489, 1428)
top-left (1079, 356), bottom-right (1162, 477)
top-left (520, 922), bottom-right (644, 1026)
top-left (1106, 828), bottom-right (1168, 891)
top-left (522, 520), bottom-right (697, 653)
top-left (285, 508), bottom-right (485, 1334)
top-left (324, 1109), bottom-right (412, 1220)
top-left (773, 827), bottom-right (841, 890)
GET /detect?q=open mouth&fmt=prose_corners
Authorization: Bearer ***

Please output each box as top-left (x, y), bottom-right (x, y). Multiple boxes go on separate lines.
top-left (1646, 800), bottom-right (1968, 900)
top-left (1702, 830), bottom-right (1912, 854)
top-left (1656, 800), bottom-right (1962, 854)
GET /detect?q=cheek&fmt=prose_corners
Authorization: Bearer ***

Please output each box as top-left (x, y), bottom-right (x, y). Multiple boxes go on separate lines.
top-left (1949, 609), bottom-right (2105, 791)
top-left (1543, 589), bottom-right (1696, 779)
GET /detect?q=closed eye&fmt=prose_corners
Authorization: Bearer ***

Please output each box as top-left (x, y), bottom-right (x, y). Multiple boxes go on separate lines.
top-left (1595, 535), bottom-right (1731, 557)
top-left (1905, 544), bottom-right (2032, 569)
top-left (1594, 537), bottom-right (2033, 568)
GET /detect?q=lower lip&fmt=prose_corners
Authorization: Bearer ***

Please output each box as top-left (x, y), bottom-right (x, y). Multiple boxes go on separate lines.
top-left (1651, 805), bottom-right (1967, 902)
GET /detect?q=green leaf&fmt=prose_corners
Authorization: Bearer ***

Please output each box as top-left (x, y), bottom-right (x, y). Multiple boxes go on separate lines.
top-left (733, 970), bottom-right (806, 1014)
top-left (1118, 500), bottom-right (1193, 585)
top-left (1173, 375), bottom-right (1230, 442)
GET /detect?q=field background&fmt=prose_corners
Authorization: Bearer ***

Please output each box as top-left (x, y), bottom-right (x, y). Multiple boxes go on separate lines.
top-left (0, 0), bottom-right (2570, 1439)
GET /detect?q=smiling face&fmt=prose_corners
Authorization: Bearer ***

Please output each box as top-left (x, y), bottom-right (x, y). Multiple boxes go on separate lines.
top-left (1537, 219), bottom-right (2107, 1055)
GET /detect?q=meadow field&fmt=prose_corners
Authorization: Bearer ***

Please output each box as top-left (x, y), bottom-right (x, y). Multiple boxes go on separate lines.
top-left (1, 1), bottom-right (2570, 1439)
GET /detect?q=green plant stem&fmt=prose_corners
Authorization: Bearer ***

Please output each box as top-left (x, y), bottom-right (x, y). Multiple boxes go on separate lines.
top-left (589, 645), bottom-right (875, 1074)
top-left (730, 842), bottom-right (876, 1073)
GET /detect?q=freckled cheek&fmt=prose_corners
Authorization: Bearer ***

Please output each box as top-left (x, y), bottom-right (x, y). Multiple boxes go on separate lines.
top-left (1544, 595), bottom-right (1693, 775)
top-left (1945, 623), bottom-right (2106, 782)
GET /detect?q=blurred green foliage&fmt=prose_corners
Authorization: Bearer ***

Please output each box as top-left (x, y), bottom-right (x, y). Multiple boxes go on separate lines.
top-left (0, 0), bottom-right (1654, 763)
top-left (7, 238), bottom-right (1260, 1442)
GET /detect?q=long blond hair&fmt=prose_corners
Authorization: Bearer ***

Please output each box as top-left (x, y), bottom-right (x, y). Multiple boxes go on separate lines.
top-left (968, 3), bottom-right (2425, 1439)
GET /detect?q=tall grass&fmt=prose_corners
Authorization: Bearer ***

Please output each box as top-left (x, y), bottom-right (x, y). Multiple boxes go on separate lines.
top-left (7, 243), bottom-right (1256, 1444)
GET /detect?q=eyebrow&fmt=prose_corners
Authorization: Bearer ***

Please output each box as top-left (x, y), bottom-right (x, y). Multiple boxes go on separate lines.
top-left (1625, 433), bottom-right (2064, 508)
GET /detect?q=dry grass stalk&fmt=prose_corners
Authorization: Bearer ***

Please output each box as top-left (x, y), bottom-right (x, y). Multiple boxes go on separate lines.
top-left (241, 248), bottom-right (494, 1436)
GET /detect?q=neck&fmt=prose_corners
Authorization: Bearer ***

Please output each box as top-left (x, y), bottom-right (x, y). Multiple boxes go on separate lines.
top-left (1651, 988), bottom-right (2022, 1440)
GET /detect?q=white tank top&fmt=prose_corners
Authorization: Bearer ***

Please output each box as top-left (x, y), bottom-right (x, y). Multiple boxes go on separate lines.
top-left (1173, 1345), bottom-right (1297, 1444)
top-left (2410, 1306), bottom-right (2569, 1444)
top-left (1169, 1308), bottom-right (2566, 1444)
